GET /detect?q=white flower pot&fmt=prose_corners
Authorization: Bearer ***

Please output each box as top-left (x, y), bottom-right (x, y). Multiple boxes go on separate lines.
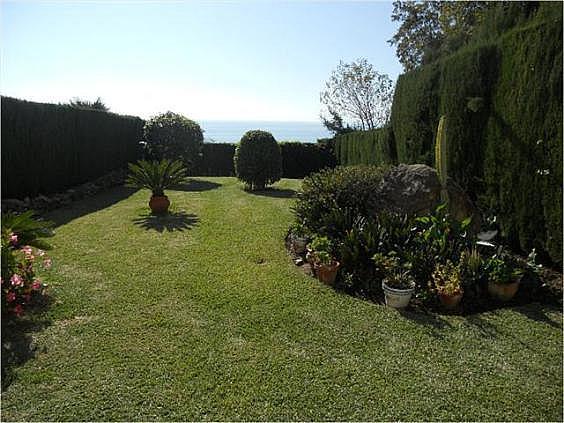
top-left (382, 281), bottom-right (415, 309)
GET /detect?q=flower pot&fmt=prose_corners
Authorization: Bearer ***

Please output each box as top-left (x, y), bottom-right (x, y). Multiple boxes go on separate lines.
top-left (291, 237), bottom-right (308, 255)
top-left (488, 279), bottom-right (520, 302)
top-left (382, 281), bottom-right (415, 309)
top-left (149, 195), bottom-right (170, 214)
top-left (438, 292), bottom-right (463, 309)
top-left (315, 261), bottom-right (340, 286)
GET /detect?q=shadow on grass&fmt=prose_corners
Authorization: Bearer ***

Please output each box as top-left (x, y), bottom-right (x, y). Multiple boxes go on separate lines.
top-left (133, 211), bottom-right (199, 233)
top-left (398, 308), bottom-right (454, 339)
top-left (512, 302), bottom-right (561, 328)
top-left (44, 186), bottom-right (138, 228)
top-left (1, 299), bottom-right (53, 391)
top-left (170, 179), bottom-right (222, 192)
top-left (248, 188), bottom-right (297, 198)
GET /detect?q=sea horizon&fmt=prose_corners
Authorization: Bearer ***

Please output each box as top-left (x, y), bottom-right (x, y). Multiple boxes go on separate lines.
top-left (198, 120), bottom-right (332, 144)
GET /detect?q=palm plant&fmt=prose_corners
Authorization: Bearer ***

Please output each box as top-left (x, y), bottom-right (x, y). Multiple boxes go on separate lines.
top-left (126, 159), bottom-right (187, 197)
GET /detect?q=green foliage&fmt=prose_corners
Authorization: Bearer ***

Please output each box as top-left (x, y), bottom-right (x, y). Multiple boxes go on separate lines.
top-left (126, 159), bottom-right (187, 197)
top-left (1, 96), bottom-right (144, 198)
top-left (431, 260), bottom-right (463, 296)
top-left (389, 5), bottom-right (563, 263)
top-left (142, 112), bottom-right (203, 167)
top-left (434, 115), bottom-right (447, 187)
top-left (485, 250), bottom-right (523, 285)
top-left (280, 142), bottom-right (336, 178)
top-left (334, 127), bottom-right (396, 166)
top-left (1, 211), bottom-right (54, 250)
top-left (294, 165), bottom-right (388, 237)
top-left (195, 143), bottom-right (236, 176)
top-left (233, 130), bottom-right (282, 191)
top-left (67, 97), bottom-right (109, 112)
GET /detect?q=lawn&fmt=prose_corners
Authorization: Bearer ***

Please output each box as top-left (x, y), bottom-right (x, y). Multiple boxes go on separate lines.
top-left (1, 177), bottom-right (562, 421)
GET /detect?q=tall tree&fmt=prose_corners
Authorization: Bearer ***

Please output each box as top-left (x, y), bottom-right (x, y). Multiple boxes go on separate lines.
top-left (389, 1), bottom-right (491, 71)
top-left (68, 97), bottom-right (110, 112)
top-left (320, 58), bottom-right (394, 132)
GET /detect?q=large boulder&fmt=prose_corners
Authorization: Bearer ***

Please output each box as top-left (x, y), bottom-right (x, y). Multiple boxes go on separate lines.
top-left (376, 164), bottom-right (481, 229)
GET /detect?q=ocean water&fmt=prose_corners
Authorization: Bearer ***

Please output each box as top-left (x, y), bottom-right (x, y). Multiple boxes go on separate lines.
top-left (199, 120), bottom-right (332, 143)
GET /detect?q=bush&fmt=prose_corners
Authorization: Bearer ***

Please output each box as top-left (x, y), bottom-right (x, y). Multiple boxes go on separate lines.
top-left (194, 143), bottom-right (236, 176)
top-left (334, 127), bottom-right (397, 166)
top-left (280, 142), bottom-right (336, 178)
top-left (142, 112), bottom-right (203, 168)
top-left (1, 96), bottom-right (144, 198)
top-left (1, 211), bottom-right (54, 317)
top-left (294, 165), bottom-right (388, 237)
top-left (234, 130), bottom-right (282, 190)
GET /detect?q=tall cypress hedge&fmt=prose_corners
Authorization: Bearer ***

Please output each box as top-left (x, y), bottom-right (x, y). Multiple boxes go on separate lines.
top-left (1, 96), bottom-right (144, 198)
top-left (389, 4), bottom-right (562, 263)
top-left (334, 127), bottom-right (396, 166)
top-left (280, 142), bottom-right (336, 178)
top-left (194, 143), bottom-right (236, 176)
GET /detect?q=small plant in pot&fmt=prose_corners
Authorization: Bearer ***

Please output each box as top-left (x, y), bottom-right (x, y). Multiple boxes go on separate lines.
top-left (308, 236), bottom-right (340, 286)
top-left (485, 251), bottom-right (523, 302)
top-left (126, 159), bottom-right (187, 215)
top-left (431, 260), bottom-right (463, 309)
top-left (287, 222), bottom-right (310, 255)
top-left (374, 253), bottom-right (415, 309)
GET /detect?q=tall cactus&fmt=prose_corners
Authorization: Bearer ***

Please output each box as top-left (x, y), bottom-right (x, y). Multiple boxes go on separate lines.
top-left (435, 115), bottom-right (448, 203)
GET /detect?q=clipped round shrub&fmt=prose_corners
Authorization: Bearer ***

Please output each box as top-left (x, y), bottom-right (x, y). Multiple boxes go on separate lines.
top-left (234, 130), bottom-right (282, 190)
top-left (143, 111), bottom-right (203, 168)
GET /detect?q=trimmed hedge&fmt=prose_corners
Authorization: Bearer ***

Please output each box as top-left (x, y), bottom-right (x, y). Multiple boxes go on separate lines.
top-left (334, 127), bottom-right (396, 166)
top-left (1, 96), bottom-right (144, 199)
top-left (389, 5), bottom-right (563, 263)
top-left (280, 142), bottom-right (336, 178)
top-left (194, 143), bottom-right (236, 176)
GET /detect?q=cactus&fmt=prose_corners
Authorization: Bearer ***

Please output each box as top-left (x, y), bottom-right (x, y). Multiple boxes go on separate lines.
top-left (435, 115), bottom-right (448, 202)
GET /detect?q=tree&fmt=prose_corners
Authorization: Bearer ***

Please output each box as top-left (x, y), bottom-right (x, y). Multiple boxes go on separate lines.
top-left (234, 130), bottom-right (281, 191)
top-left (68, 97), bottom-right (110, 111)
top-left (320, 59), bottom-right (394, 131)
top-left (389, 1), bottom-right (491, 71)
top-left (320, 108), bottom-right (355, 136)
top-left (142, 111), bottom-right (203, 169)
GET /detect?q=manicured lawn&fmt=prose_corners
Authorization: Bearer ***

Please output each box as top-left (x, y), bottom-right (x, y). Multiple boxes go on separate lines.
top-left (1, 177), bottom-right (562, 421)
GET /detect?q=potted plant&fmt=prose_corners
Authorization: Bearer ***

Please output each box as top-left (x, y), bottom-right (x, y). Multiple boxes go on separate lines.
top-left (288, 222), bottom-right (310, 255)
top-left (485, 252), bottom-right (523, 301)
top-left (126, 159), bottom-right (187, 215)
top-left (431, 260), bottom-right (463, 309)
top-left (309, 236), bottom-right (340, 285)
top-left (373, 253), bottom-right (415, 309)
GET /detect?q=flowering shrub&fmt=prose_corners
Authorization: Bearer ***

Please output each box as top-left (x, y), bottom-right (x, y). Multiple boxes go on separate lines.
top-left (1, 211), bottom-right (53, 317)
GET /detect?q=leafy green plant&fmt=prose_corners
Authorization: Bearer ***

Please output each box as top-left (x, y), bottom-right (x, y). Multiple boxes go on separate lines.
top-left (434, 115), bottom-right (448, 203)
top-left (126, 159), bottom-right (187, 197)
top-left (308, 235), bottom-right (336, 265)
top-left (142, 111), bottom-right (203, 167)
top-left (1, 211), bottom-right (54, 250)
top-left (234, 130), bottom-right (282, 191)
top-left (485, 251), bottom-right (523, 285)
top-left (431, 260), bottom-right (463, 296)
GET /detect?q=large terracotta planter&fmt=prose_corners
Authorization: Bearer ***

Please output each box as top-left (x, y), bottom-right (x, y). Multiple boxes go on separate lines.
top-left (149, 195), bottom-right (170, 214)
top-left (438, 292), bottom-right (463, 309)
top-left (382, 281), bottom-right (415, 309)
top-left (315, 261), bottom-right (340, 286)
top-left (488, 279), bottom-right (520, 302)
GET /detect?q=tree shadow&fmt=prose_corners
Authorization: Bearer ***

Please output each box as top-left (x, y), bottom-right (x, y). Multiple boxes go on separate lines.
top-left (398, 308), bottom-right (454, 339)
top-left (44, 186), bottom-right (138, 228)
top-left (248, 188), bottom-right (297, 198)
top-left (2, 303), bottom-right (53, 391)
top-left (511, 303), bottom-right (562, 329)
top-left (170, 179), bottom-right (222, 192)
top-left (132, 211), bottom-right (199, 233)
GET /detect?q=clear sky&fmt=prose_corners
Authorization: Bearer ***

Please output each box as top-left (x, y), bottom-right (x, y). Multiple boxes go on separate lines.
top-left (1, 1), bottom-right (402, 122)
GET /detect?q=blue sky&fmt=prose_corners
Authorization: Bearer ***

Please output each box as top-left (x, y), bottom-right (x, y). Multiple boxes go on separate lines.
top-left (1, 1), bottom-right (402, 122)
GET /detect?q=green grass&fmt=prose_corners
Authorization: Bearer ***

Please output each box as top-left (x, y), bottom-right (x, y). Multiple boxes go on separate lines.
top-left (2, 177), bottom-right (562, 421)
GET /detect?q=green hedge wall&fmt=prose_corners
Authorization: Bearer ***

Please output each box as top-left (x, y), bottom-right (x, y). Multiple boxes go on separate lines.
top-left (280, 142), bottom-right (336, 178)
top-left (194, 143), bottom-right (236, 176)
top-left (1, 96), bottom-right (144, 199)
top-left (334, 127), bottom-right (396, 167)
top-left (389, 6), bottom-right (563, 263)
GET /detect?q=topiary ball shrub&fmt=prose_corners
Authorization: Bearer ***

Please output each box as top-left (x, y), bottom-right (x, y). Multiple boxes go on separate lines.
top-left (234, 130), bottom-right (282, 191)
top-left (142, 111), bottom-right (203, 170)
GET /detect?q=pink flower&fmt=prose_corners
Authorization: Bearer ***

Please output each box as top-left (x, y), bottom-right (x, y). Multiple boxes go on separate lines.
top-left (9, 233), bottom-right (18, 245)
top-left (13, 304), bottom-right (24, 316)
top-left (10, 274), bottom-right (23, 286)
top-left (43, 258), bottom-right (52, 269)
top-left (22, 245), bottom-right (33, 255)
top-left (7, 291), bottom-right (16, 302)
top-left (32, 279), bottom-right (42, 290)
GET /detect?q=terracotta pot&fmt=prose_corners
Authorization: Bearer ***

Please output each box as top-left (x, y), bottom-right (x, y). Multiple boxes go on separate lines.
top-left (382, 281), bottom-right (415, 309)
top-left (438, 292), bottom-right (463, 309)
top-left (149, 195), bottom-right (170, 214)
top-left (488, 279), bottom-right (520, 302)
top-left (315, 261), bottom-right (340, 286)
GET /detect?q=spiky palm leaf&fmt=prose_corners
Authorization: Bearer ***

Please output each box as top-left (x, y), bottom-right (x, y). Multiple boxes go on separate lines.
top-left (126, 159), bottom-right (187, 196)
top-left (1, 210), bottom-right (54, 250)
